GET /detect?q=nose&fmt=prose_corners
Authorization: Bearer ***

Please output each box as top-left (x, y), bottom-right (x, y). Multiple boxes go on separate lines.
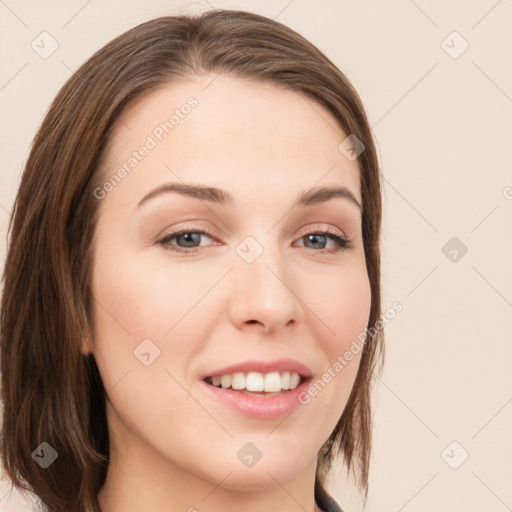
top-left (226, 235), bottom-right (304, 334)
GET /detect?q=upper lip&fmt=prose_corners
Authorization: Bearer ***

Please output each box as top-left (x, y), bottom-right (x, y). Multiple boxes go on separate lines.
top-left (200, 358), bottom-right (313, 380)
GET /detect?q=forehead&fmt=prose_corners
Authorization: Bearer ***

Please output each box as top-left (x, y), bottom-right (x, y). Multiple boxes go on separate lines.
top-left (99, 74), bottom-right (362, 213)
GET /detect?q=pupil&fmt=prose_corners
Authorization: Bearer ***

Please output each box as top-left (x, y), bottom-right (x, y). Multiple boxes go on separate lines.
top-left (308, 234), bottom-right (325, 248)
top-left (181, 233), bottom-right (199, 246)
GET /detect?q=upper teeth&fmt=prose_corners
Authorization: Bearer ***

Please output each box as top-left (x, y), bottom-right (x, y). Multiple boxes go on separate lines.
top-left (208, 371), bottom-right (302, 392)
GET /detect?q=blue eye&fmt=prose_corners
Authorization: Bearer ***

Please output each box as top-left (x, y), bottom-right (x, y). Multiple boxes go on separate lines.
top-left (298, 232), bottom-right (350, 252)
top-left (157, 227), bottom-right (351, 254)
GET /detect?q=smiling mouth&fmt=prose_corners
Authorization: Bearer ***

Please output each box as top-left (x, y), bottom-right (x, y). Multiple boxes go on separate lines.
top-left (203, 370), bottom-right (308, 395)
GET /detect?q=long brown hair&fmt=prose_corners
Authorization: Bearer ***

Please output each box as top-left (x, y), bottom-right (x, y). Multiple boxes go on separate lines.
top-left (0, 9), bottom-right (384, 512)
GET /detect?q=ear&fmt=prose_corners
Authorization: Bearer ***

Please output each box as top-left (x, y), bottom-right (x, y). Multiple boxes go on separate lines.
top-left (80, 336), bottom-right (93, 356)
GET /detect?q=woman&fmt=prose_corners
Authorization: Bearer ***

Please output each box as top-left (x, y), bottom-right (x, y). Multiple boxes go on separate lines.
top-left (0, 9), bottom-right (384, 512)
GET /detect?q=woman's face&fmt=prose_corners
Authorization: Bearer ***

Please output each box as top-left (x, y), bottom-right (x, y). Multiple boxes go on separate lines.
top-left (89, 74), bottom-right (371, 496)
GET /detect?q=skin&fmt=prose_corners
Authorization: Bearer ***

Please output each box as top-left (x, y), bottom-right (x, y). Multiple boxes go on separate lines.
top-left (85, 74), bottom-right (371, 512)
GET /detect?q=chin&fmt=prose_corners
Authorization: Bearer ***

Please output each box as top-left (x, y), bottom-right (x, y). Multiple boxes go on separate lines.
top-left (193, 448), bottom-right (315, 492)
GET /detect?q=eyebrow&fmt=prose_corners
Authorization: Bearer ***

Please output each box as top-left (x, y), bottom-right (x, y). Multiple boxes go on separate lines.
top-left (136, 182), bottom-right (362, 212)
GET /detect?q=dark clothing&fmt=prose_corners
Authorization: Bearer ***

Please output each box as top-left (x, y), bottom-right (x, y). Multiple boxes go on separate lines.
top-left (315, 478), bottom-right (345, 512)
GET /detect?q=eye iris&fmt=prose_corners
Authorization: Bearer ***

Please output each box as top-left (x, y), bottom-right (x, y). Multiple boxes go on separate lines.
top-left (306, 234), bottom-right (326, 248)
top-left (178, 232), bottom-right (201, 247)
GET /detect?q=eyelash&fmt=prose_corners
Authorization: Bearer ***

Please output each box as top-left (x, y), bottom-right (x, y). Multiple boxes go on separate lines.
top-left (156, 225), bottom-right (352, 255)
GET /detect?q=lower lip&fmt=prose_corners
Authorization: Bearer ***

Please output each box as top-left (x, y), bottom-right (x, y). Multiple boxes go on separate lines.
top-left (198, 378), bottom-right (311, 420)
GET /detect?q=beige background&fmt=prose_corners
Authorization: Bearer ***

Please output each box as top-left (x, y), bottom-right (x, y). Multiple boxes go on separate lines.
top-left (1, 1), bottom-right (511, 511)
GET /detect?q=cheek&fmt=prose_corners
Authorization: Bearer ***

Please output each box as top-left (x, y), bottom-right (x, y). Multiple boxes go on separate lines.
top-left (309, 265), bottom-right (372, 352)
top-left (302, 266), bottom-right (371, 407)
top-left (91, 243), bottom-right (217, 338)
top-left (89, 249), bottom-right (207, 446)
top-left (90, 258), bottom-right (176, 360)
top-left (89, 243), bottom-right (215, 397)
